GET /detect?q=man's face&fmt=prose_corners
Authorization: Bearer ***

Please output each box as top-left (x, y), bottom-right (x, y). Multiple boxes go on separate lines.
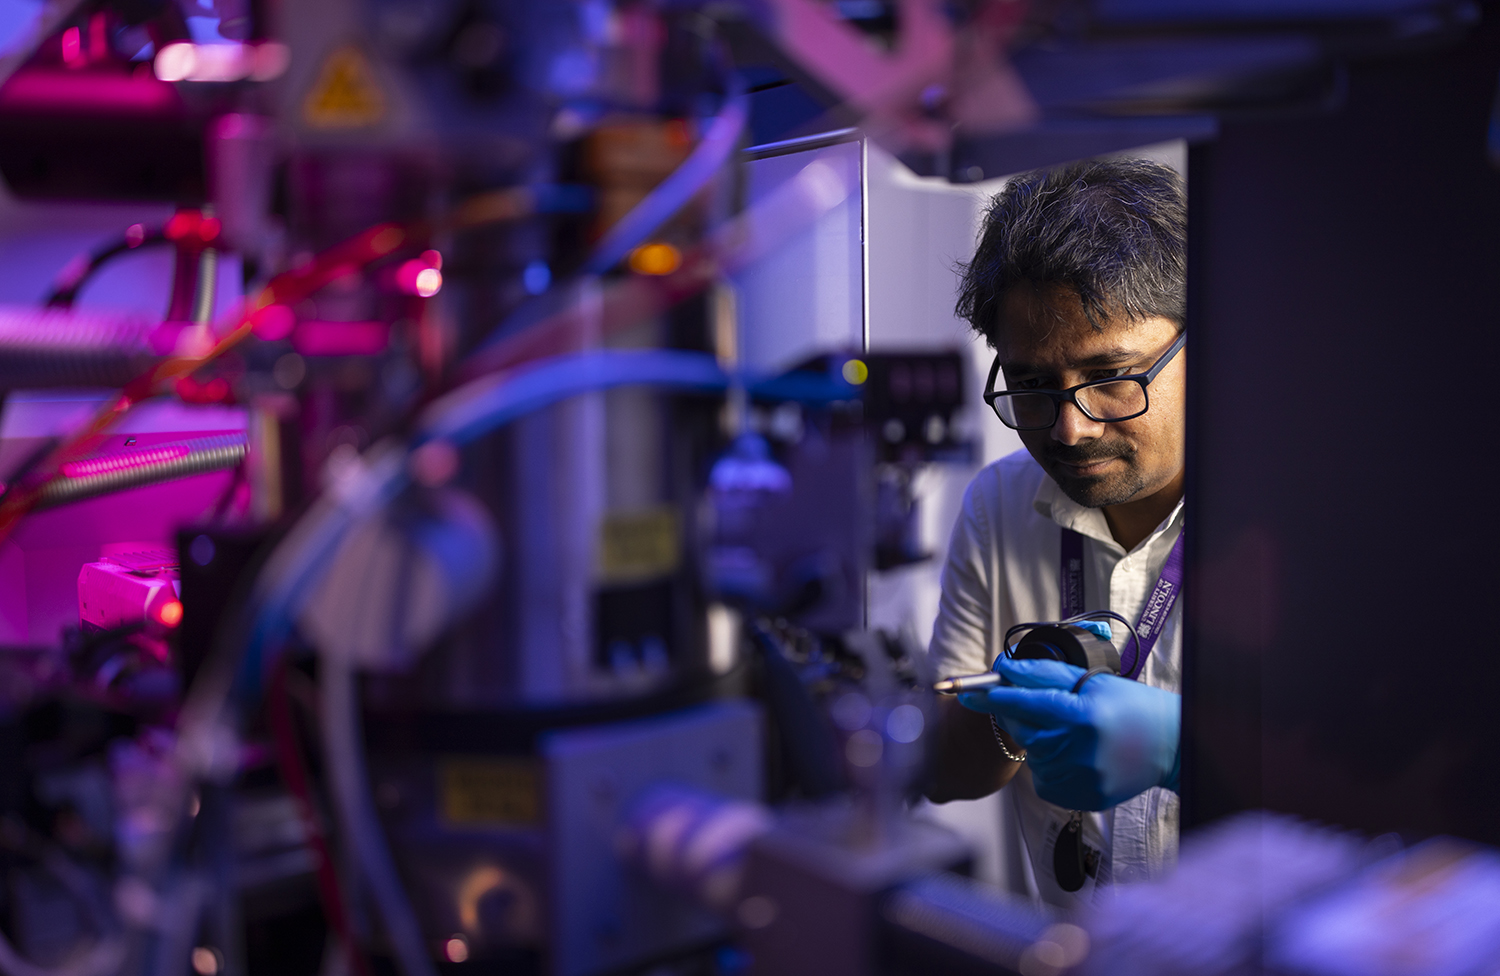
top-left (992, 282), bottom-right (1185, 511)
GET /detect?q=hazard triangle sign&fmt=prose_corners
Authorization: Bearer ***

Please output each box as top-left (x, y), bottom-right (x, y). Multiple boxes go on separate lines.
top-left (303, 45), bottom-right (386, 129)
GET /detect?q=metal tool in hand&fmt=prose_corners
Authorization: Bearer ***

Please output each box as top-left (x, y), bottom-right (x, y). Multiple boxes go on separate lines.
top-left (933, 610), bottom-right (1138, 694)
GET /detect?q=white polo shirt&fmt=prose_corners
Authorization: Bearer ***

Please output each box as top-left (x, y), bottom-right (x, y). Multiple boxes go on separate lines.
top-left (929, 449), bottom-right (1184, 910)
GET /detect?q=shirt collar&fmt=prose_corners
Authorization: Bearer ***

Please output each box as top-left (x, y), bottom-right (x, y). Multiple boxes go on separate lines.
top-left (1032, 470), bottom-right (1185, 553)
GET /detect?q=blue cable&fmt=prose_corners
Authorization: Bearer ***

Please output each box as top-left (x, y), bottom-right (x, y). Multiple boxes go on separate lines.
top-left (234, 348), bottom-right (858, 700)
top-left (420, 348), bottom-right (860, 448)
top-left (471, 81), bottom-right (749, 354)
top-left (234, 352), bottom-right (728, 699)
top-left (582, 79), bottom-right (749, 275)
top-left (418, 349), bottom-right (732, 446)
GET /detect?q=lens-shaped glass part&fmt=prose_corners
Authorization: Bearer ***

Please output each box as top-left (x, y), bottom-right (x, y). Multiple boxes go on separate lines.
top-left (993, 392), bottom-right (1058, 429)
top-left (983, 334), bottom-right (1184, 431)
top-left (989, 379), bottom-right (1152, 430)
top-left (1075, 379), bottom-right (1148, 420)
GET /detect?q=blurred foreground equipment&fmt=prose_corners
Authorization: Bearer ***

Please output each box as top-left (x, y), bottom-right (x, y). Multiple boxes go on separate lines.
top-left (0, 2), bottom-right (1494, 976)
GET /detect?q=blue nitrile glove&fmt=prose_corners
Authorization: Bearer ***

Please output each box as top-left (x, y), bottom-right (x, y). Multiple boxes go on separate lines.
top-left (959, 657), bottom-right (1181, 811)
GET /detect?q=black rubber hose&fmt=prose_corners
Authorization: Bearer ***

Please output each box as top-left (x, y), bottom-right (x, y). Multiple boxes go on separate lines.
top-left (43, 226), bottom-right (169, 308)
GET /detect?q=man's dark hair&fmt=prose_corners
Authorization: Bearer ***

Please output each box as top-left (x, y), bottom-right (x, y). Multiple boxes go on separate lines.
top-left (955, 157), bottom-right (1186, 345)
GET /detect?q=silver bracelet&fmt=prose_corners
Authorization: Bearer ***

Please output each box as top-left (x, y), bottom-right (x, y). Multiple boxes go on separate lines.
top-left (990, 715), bottom-right (1027, 762)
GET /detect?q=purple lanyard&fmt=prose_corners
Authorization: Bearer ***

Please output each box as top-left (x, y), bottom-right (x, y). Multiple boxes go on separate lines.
top-left (1060, 527), bottom-right (1185, 680)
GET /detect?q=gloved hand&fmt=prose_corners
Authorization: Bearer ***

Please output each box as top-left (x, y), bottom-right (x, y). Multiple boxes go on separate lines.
top-left (959, 657), bottom-right (1180, 811)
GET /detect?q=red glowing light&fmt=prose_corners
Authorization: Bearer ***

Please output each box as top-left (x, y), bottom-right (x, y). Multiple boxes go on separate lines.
top-left (165, 211), bottom-right (197, 241)
top-left (164, 211), bottom-right (222, 246)
top-left (396, 259), bottom-right (443, 297)
top-left (156, 600), bottom-right (184, 628)
top-left (421, 249), bottom-right (443, 270)
top-left (61, 27), bottom-right (82, 68)
top-left (251, 303), bottom-right (296, 341)
top-left (175, 376), bottom-right (232, 404)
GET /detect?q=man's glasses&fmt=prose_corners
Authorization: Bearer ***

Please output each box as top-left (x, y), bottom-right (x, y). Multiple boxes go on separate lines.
top-left (983, 332), bottom-right (1186, 431)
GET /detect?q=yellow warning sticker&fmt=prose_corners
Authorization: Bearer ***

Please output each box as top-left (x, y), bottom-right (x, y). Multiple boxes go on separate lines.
top-left (599, 508), bottom-right (681, 583)
top-left (439, 758), bottom-right (540, 827)
top-left (302, 44), bottom-right (385, 129)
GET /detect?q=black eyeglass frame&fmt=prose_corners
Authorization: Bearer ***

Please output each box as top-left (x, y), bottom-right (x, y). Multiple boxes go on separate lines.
top-left (982, 331), bottom-right (1187, 431)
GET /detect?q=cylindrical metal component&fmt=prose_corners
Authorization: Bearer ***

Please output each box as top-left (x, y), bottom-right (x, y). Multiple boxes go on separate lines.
top-left (932, 673), bottom-right (1001, 695)
top-left (1011, 624), bottom-right (1121, 674)
top-left (37, 433), bottom-right (246, 509)
top-left (0, 305), bottom-right (161, 388)
top-left (192, 246), bottom-right (218, 325)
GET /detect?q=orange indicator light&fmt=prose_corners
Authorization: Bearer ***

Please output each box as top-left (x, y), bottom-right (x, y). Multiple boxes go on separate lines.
top-left (628, 242), bottom-right (681, 276)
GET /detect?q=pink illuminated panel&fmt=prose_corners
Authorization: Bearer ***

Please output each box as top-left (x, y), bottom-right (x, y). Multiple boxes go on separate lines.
top-left (0, 395), bottom-right (247, 644)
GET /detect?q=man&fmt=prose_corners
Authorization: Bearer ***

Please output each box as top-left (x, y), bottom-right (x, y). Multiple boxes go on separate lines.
top-left (926, 157), bottom-right (1186, 908)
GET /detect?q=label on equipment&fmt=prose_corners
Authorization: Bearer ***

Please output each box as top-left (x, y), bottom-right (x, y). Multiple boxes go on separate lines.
top-left (439, 758), bottom-right (540, 827)
top-left (303, 44), bottom-right (386, 129)
top-left (598, 508), bottom-right (680, 584)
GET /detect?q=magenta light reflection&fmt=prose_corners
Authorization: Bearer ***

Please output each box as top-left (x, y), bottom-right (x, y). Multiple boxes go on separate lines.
top-left (292, 320), bottom-right (391, 357)
top-left (0, 70), bottom-right (183, 116)
top-left (62, 444), bottom-right (190, 479)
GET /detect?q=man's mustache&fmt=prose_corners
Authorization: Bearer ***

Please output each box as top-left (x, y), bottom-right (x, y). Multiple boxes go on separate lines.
top-left (1041, 443), bottom-right (1133, 466)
